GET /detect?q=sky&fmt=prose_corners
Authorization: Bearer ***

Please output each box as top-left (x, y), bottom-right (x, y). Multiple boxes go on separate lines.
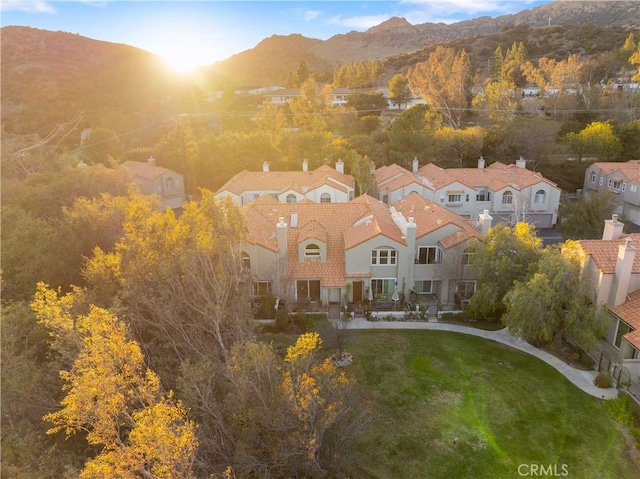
top-left (1, 0), bottom-right (551, 71)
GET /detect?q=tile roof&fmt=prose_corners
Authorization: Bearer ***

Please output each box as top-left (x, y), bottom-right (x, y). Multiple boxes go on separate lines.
top-left (123, 160), bottom-right (174, 181)
top-left (344, 195), bottom-right (405, 249)
top-left (608, 290), bottom-right (640, 349)
top-left (578, 234), bottom-right (640, 274)
top-left (215, 164), bottom-right (355, 196)
top-left (375, 164), bottom-right (435, 192)
top-left (592, 160), bottom-right (640, 182)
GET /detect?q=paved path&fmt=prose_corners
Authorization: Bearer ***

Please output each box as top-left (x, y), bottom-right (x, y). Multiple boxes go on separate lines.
top-left (337, 317), bottom-right (618, 400)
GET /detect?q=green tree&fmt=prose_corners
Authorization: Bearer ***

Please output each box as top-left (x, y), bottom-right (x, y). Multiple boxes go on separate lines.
top-left (350, 150), bottom-right (376, 195)
top-left (31, 285), bottom-right (198, 479)
top-left (557, 192), bottom-right (618, 240)
top-left (407, 47), bottom-right (472, 128)
top-left (561, 121), bottom-right (623, 161)
top-left (388, 73), bottom-right (410, 109)
top-left (79, 128), bottom-right (125, 166)
top-left (467, 222), bottom-right (543, 320)
top-left (153, 121), bottom-right (199, 193)
top-left (386, 104), bottom-right (442, 164)
top-left (503, 241), bottom-right (608, 347)
top-left (346, 92), bottom-right (388, 117)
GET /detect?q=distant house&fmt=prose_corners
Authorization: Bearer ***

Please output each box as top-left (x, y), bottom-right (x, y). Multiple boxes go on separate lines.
top-left (578, 215), bottom-right (640, 382)
top-left (263, 87), bottom-right (354, 106)
top-left (375, 157), bottom-right (561, 228)
top-left (123, 157), bottom-right (185, 210)
top-left (214, 160), bottom-right (356, 206)
top-left (583, 160), bottom-right (640, 226)
top-left (239, 192), bottom-right (486, 310)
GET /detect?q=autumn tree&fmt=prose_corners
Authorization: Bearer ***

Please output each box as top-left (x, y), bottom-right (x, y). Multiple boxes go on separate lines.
top-left (503, 241), bottom-right (608, 347)
top-left (153, 120), bottom-right (199, 192)
top-left (388, 73), bottom-right (410, 109)
top-left (557, 192), bottom-right (618, 240)
top-left (472, 81), bottom-right (519, 123)
top-left (350, 150), bottom-right (376, 195)
top-left (630, 42), bottom-right (640, 81)
top-left (286, 60), bottom-right (313, 88)
top-left (434, 126), bottom-right (484, 168)
top-left (561, 121), bottom-right (622, 161)
top-left (289, 77), bottom-right (335, 131)
top-left (407, 46), bottom-right (472, 128)
top-left (31, 284), bottom-right (198, 478)
top-left (466, 222), bottom-right (543, 320)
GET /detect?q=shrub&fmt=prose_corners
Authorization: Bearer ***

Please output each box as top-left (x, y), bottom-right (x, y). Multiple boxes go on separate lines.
top-left (594, 372), bottom-right (612, 388)
top-left (603, 396), bottom-right (635, 427)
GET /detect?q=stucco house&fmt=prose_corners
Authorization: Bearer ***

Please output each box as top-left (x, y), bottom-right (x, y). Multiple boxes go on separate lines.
top-left (375, 157), bottom-right (561, 228)
top-left (214, 160), bottom-right (356, 206)
top-left (263, 87), bottom-right (353, 106)
top-left (123, 157), bottom-right (185, 210)
top-left (582, 160), bottom-right (640, 226)
top-left (578, 215), bottom-right (640, 382)
top-left (239, 192), bottom-right (486, 311)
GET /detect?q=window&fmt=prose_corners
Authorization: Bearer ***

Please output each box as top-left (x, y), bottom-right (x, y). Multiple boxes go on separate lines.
top-left (253, 281), bottom-right (272, 296)
top-left (502, 191), bottom-right (513, 204)
top-left (615, 320), bottom-right (631, 349)
top-left (458, 281), bottom-right (476, 302)
top-left (462, 248), bottom-right (474, 265)
top-left (371, 279), bottom-right (395, 296)
top-left (382, 194), bottom-right (389, 204)
top-left (448, 194), bottom-right (462, 203)
top-left (622, 183), bottom-right (626, 192)
top-left (631, 184), bottom-right (638, 192)
top-left (439, 195), bottom-right (445, 203)
top-left (590, 171), bottom-right (596, 183)
top-left (371, 248), bottom-right (397, 265)
top-left (466, 194), bottom-right (470, 202)
top-left (611, 180), bottom-right (622, 191)
top-left (414, 280), bottom-right (433, 294)
top-left (241, 252), bottom-right (251, 270)
top-left (305, 243), bottom-right (321, 258)
top-left (417, 246), bottom-right (442, 264)
top-left (534, 189), bottom-right (546, 204)
top-left (297, 279), bottom-right (321, 301)
top-left (320, 193), bottom-right (331, 203)
top-left (286, 194), bottom-right (297, 203)
top-left (166, 177), bottom-right (175, 190)
top-left (476, 189), bottom-right (491, 201)
top-left (599, 177), bottom-right (604, 186)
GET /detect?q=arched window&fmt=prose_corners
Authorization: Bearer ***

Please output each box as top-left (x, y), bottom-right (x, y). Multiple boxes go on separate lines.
top-left (286, 194), bottom-right (297, 203)
top-left (166, 177), bottom-right (175, 190)
top-left (305, 243), bottom-right (321, 258)
top-left (320, 193), bottom-right (331, 203)
top-left (502, 191), bottom-right (513, 204)
top-left (534, 189), bottom-right (546, 204)
top-left (590, 171), bottom-right (597, 183)
top-left (241, 252), bottom-right (251, 270)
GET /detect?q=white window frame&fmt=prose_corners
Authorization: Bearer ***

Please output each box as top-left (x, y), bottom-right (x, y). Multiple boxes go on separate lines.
top-left (417, 246), bottom-right (442, 265)
top-left (599, 177), bottom-right (604, 186)
top-left (320, 193), bottom-right (331, 203)
top-left (462, 248), bottom-right (474, 265)
top-left (534, 189), bottom-right (546, 204)
top-left (590, 171), bottom-right (596, 183)
top-left (253, 281), bottom-right (272, 296)
top-left (502, 191), bottom-right (513, 204)
top-left (414, 280), bottom-right (433, 294)
top-left (371, 278), bottom-right (396, 296)
top-left (371, 248), bottom-right (397, 265)
top-left (286, 193), bottom-right (297, 203)
top-left (304, 243), bottom-right (321, 258)
top-left (448, 194), bottom-right (462, 203)
top-left (459, 280), bottom-right (477, 302)
top-left (296, 279), bottom-right (321, 301)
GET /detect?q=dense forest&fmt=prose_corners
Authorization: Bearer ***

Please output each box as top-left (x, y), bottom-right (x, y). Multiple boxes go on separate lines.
top-left (2, 22), bottom-right (640, 477)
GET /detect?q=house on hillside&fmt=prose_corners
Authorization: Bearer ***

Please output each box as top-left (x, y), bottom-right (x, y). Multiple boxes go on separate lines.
top-left (214, 160), bottom-right (355, 206)
top-left (263, 87), bottom-right (354, 106)
top-left (123, 157), bottom-right (185, 210)
top-left (239, 193), bottom-right (487, 311)
top-left (375, 157), bottom-right (561, 228)
top-left (582, 160), bottom-right (640, 226)
top-left (578, 215), bottom-right (640, 384)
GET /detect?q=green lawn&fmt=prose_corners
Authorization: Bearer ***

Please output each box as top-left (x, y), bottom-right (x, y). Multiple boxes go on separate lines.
top-left (340, 330), bottom-right (638, 479)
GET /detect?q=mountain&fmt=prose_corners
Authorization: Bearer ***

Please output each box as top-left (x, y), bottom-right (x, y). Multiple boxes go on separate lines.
top-left (1, 26), bottom-right (201, 138)
top-left (210, 0), bottom-right (640, 87)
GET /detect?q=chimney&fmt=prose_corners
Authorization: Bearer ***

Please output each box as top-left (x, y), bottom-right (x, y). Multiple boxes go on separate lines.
top-left (336, 159), bottom-right (344, 174)
top-left (611, 238), bottom-right (636, 307)
top-left (602, 214), bottom-right (624, 240)
top-left (302, 159), bottom-right (309, 172)
top-left (147, 156), bottom-right (156, 167)
top-left (478, 210), bottom-right (493, 236)
top-left (412, 157), bottom-right (419, 173)
top-left (276, 217), bottom-right (288, 273)
top-left (263, 161), bottom-right (269, 172)
top-left (405, 216), bottom-right (417, 296)
top-left (478, 156), bottom-right (485, 169)
top-left (516, 156), bottom-right (526, 169)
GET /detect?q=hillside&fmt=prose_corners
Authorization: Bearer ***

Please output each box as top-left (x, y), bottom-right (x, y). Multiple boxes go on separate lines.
top-left (210, 0), bottom-right (640, 87)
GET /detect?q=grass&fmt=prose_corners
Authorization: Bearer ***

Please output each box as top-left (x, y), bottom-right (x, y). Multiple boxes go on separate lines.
top-left (338, 330), bottom-right (639, 479)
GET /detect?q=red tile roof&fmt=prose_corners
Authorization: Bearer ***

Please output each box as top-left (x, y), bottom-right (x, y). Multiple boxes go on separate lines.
top-left (123, 160), bottom-right (174, 181)
top-left (592, 160), bottom-right (640, 182)
top-left (578, 234), bottom-right (640, 274)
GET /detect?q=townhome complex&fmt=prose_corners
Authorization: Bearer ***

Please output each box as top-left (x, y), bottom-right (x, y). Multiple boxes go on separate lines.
top-left (582, 160), bottom-right (640, 226)
top-left (376, 157), bottom-right (561, 227)
top-left (240, 192), bottom-right (487, 311)
top-left (215, 160), bottom-right (355, 206)
top-left (578, 215), bottom-right (640, 382)
top-left (123, 157), bottom-right (186, 210)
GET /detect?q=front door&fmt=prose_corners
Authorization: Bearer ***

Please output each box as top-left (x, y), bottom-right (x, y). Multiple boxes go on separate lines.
top-left (329, 287), bottom-right (341, 304)
top-left (352, 281), bottom-right (364, 302)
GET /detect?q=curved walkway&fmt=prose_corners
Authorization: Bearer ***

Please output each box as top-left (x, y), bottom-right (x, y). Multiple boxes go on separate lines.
top-left (338, 317), bottom-right (618, 399)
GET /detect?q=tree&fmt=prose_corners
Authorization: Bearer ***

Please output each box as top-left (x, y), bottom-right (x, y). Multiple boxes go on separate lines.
top-left (561, 121), bottom-right (623, 161)
top-left (630, 43), bottom-right (640, 81)
top-left (407, 47), bottom-right (472, 128)
top-left (466, 222), bottom-right (543, 320)
top-left (557, 192), bottom-right (618, 240)
top-left (434, 126), bottom-right (484, 168)
top-left (153, 121), bottom-right (199, 193)
top-left (346, 92), bottom-right (388, 117)
top-left (350, 150), bottom-right (376, 195)
top-left (289, 77), bottom-right (334, 131)
top-left (286, 60), bottom-right (312, 88)
top-left (471, 81), bottom-right (519, 123)
top-left (502, 241), bottom-right (608, 347)
top-left (388, 73), bottom-right (410, 109)
top-left (79, 128), bottom-right (125, 166)
top-left (31, 284), bottom-right (198, 478)
top-left (386, 104), bottom-right (442, 164)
